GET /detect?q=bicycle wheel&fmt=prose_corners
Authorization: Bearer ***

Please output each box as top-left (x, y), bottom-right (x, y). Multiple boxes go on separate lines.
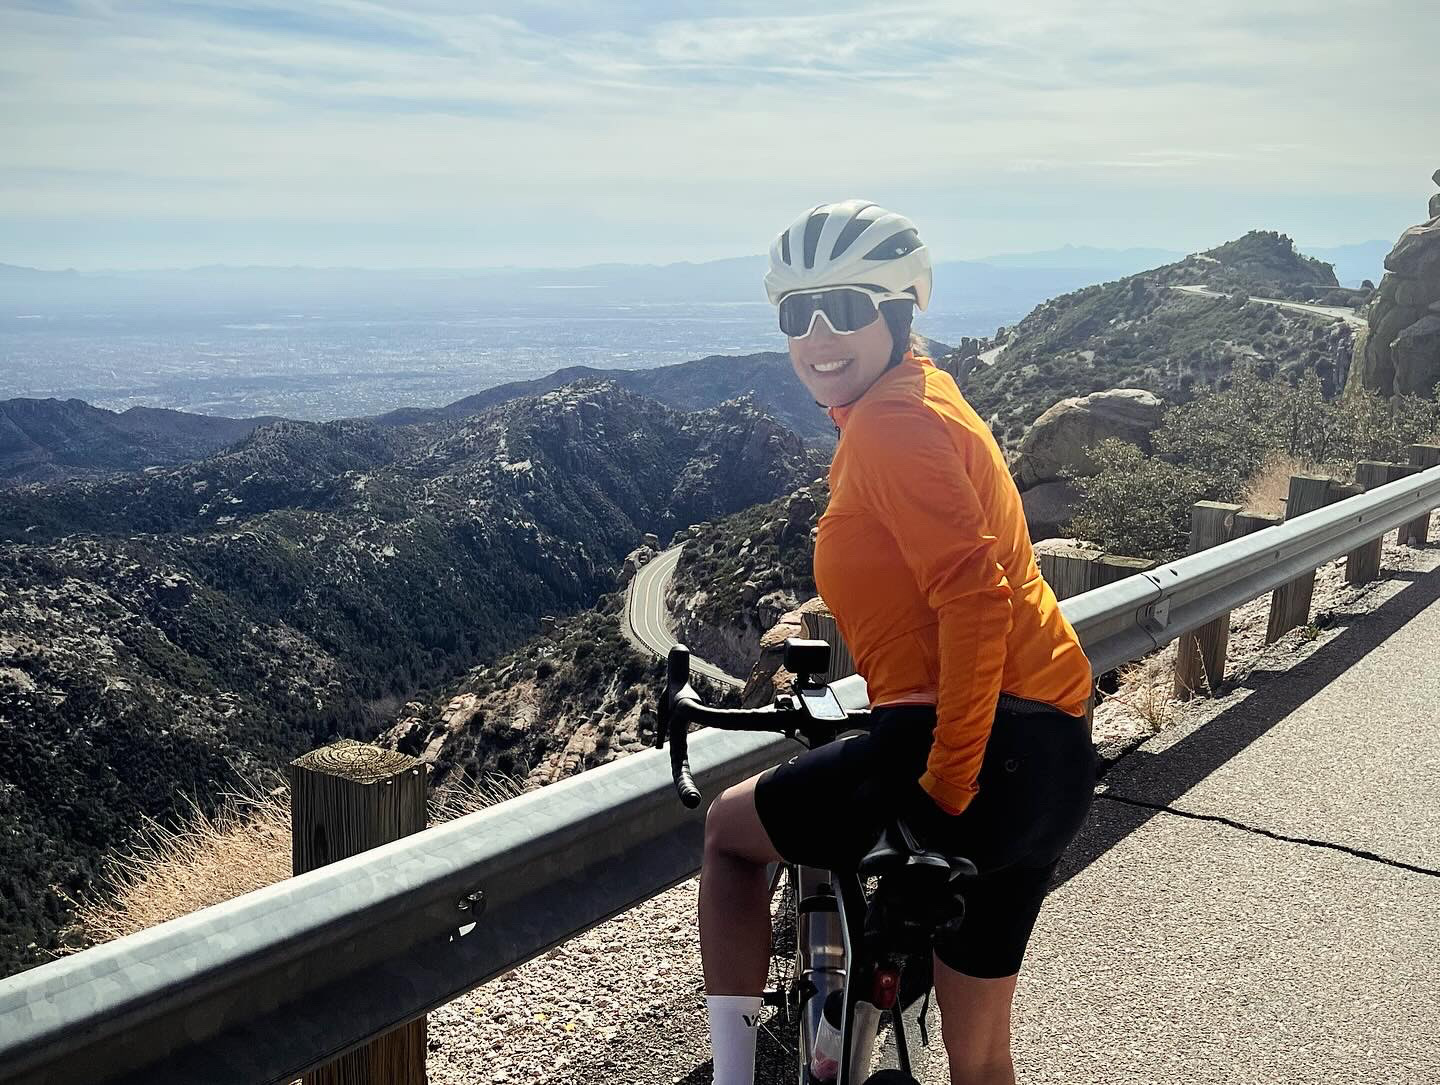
top-left (754, 863), bottom-right (803, 1082)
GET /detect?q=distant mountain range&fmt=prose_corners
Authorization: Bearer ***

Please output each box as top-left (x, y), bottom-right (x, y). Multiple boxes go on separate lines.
top-left (0, 238), bottom-right (1389, 308)
top-left (975, 241), bottom-right (1387, 287)
top-left (0, 227), bottom-right (1387, 487)
top-left (374, 332), bottom-right (952, 443)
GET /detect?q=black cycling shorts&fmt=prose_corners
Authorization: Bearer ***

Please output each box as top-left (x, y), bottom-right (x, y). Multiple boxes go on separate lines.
top-left (752, 701), bottom-right (1094, 979)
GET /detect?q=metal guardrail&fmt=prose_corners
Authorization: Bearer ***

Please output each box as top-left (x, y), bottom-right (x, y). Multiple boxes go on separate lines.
top-left (3, 463), bottom-right (1439, 1084)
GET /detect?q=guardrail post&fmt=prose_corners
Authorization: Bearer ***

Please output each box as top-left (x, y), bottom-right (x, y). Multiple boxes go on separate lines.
top-left (1036, 544), bottom-right (1103, 600)
top-left (1090, 554), bottom-right (1157, 695)
top-left (1388, 465), bottom-right (1420, 546)
top-left (1093, 554), bottom-right (1156, 586)
top-left (1174, 502), bottom-right (1242, 699)
top-left (1405, 440), bottom-right (1440, 541)
top-left (290, 739), bottom-right (429, 1085)
top-left (803, 607), bottom-right (857, 683)
top-left (1266, 474), bottom-right (1338, 643)
top-left (1346, 462), bottom-right (1403, 584)
top-left (1235, 511), bottom-right (1284, 536)
top-left (1403, 445), bottom-right (1440, 545)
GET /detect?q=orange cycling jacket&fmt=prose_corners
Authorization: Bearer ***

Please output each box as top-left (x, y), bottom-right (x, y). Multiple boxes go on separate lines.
top-left (814, 351), bottom-right (1093, 815)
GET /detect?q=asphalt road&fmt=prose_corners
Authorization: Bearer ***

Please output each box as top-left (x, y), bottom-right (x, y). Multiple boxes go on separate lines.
top-left (625, 544), bottom-right (745, 689)
top-left (1001, 554), bottom-right (1440, 1083)
top-left (1173, 283), bottom-right (1369, 329)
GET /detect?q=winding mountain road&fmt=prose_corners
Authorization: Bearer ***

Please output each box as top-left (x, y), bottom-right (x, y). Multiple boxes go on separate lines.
top-left (624, 543), bottom-right (745, 688)
top-left (1172, 282), bottom-right (1369, 328)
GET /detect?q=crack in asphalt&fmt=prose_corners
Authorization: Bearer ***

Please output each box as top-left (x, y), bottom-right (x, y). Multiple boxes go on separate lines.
top-left (1096, 792), bottom-right (1440, 879)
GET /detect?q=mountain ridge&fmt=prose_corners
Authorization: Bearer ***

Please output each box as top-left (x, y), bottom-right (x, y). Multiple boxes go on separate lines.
top-left (963, 231), bottom-right (1362, 446)
top-left (0, 383), bottom-right (823, 976)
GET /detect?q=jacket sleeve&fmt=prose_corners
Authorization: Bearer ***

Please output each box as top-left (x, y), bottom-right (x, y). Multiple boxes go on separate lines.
top-left (848, 400), bottom-right (1014, 814)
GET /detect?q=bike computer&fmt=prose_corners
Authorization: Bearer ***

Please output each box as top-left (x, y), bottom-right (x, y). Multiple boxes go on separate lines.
top-left (798, 684), bottom-right (846, 721)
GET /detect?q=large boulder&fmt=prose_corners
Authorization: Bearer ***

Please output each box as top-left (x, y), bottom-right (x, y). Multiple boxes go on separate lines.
top-left (1385, 219), bottom-right (1440, 278)
top-left (1352, 170), bottom-right (1440, 399)
top-left (1392, 315), bottom-right (1440, 396)
top-left (1011, 388), bottom-right (1164, 491)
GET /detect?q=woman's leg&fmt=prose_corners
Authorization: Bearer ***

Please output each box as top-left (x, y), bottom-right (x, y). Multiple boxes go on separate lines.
top-left (699, 774), bottom-right (783, 993)
top-left (933, 958), bottom-right (1019, 1085)
top-left (700, 775), bottom-right (786, 1085)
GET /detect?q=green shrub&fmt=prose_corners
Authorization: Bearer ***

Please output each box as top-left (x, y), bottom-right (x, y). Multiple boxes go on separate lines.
top-left (1067, 441), bottom-right (1210, 559)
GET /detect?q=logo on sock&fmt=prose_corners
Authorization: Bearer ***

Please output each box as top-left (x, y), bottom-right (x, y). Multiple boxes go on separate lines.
top-left (742, 1012), bottom-right (761, 1028)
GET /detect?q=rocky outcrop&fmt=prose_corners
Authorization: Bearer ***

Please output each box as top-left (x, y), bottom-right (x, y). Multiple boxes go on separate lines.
top-left (1011, 388), bottom-right (1165, 491)
top-left (668, 570), bottom-right (804, 679)
top-left (934, 337), bottom-right (984, 386)
top-left (1348, 170), bottom-right (1440, 398)
top-left (741, 596), bottom-right (833, 708)
top-left (621, 542), bottom-right (657, 583)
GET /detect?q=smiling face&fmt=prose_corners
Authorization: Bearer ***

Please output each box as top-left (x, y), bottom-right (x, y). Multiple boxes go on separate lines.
top-left (786, 306), bottom-right (896, 407)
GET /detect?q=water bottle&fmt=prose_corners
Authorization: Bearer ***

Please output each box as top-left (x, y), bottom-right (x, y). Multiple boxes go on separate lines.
top-left (809, 989), bottom-right (845, 1081)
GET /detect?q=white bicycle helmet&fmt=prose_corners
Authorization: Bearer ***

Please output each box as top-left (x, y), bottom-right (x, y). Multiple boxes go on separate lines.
top-left (764, 200), bottom-right (932, 310)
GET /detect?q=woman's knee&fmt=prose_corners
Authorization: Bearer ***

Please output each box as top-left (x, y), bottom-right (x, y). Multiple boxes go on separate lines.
top-left (703, 776), bottom-right (778, 866)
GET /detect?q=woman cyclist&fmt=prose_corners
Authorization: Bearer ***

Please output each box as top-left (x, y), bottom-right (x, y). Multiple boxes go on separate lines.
top-left (700, 201), bottom-right (1096, 1085)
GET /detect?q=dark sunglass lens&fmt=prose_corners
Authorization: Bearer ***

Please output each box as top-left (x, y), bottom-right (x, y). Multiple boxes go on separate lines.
top-left (778, 289), bottom-right (879, 336)
top-left (778, 293), bottom-right (818, 336)
top-left (822, 289), bottom-right (877, 332)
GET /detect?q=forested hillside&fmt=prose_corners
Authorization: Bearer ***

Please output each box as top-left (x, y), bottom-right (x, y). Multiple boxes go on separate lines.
top-left (0, 382), bottom-right (822, 974)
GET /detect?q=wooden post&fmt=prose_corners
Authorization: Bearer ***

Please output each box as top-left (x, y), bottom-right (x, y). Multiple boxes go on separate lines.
top-left (1387, 465), bottom-right (1420, 544)
top-left (1234, 511), bottom-right (1283, 537)
top-left (1093, 554), bottom-right (1156, 586)
top-left (1036, 545), bottom-right (1103, 600)
top-left (291, 739), bottom-right (429, 1085)
top-left (804, 609), bottom-right (857, 683)
top-left (1266, 474), bottom-right (1338, 643)
top-left (1403, 445), bottom-right (1440, 546)
top-left (1346, 462), bottom-right (1398, 585)
top-left (1173, 502), bottom-right (1242, 699)
top-left (1090, 554), bottom-right (1157, 695)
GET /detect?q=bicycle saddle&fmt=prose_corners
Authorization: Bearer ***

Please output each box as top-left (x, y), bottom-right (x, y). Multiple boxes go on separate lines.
top-left (857, 818), bottom-right (978, 880)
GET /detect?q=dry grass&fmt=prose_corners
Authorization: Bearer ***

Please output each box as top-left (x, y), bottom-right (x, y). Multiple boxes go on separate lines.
top-left (62, 764), bottom-right (523, 952)
top-left (1241, 453), bottom-right (1318, 518)
top-left (1103, 654), bottom-right (1176, 735)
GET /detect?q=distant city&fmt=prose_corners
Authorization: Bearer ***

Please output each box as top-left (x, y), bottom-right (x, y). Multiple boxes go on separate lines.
top-left (1, 242), bottom-right (1388, 420)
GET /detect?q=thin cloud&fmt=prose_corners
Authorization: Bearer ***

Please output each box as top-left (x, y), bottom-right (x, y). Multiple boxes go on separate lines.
top-left (0, 0), bottom-right (1434, 266)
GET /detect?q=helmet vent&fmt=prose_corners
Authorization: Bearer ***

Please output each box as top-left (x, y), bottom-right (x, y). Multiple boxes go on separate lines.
top-left (863, 229), bottom-right (921, 261)
top-left (829, 203), bottom-right (880, 261)
top-left (802, 212), bottom-right (829, 269)
top-left (779, 231), bottom-right (791, 265)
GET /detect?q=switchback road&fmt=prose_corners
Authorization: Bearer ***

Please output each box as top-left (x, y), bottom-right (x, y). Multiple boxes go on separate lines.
top-left (625, 544), bottom-right (744, 689)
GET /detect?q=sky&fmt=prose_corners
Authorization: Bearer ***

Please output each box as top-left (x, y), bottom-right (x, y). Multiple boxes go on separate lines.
top-left (1, 0), bottom-right (1436, 270)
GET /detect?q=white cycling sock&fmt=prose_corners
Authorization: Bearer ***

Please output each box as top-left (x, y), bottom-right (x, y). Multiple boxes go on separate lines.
top-left (707, 993), bottom-right (762, 1085)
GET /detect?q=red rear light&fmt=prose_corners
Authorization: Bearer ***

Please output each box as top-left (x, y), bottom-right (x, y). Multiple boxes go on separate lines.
top-left (872, 968), bottom-right (899, 1009)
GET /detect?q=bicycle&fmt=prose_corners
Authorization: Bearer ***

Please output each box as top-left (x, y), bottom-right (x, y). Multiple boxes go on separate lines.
top-left (657, 637), bottom-right (977, 1085)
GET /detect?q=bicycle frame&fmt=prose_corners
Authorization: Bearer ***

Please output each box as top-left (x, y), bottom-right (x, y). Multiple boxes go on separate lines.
top-left (786, 861), bottom-right (918, 1085)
